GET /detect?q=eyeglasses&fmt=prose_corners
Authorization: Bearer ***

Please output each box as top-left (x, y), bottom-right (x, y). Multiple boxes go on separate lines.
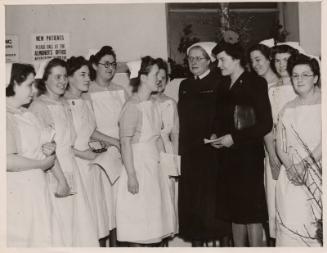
top-left (187, 56), bottom-right (207, 62)
top-left (291, 73), bottom-right (314, 81)
top-left (98, 61), bottom-right (117, 69)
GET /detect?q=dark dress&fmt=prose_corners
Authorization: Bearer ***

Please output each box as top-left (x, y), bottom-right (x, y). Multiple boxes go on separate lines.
top-left (178, 70), bottom-right (231, 241)
top-left (214, 71), bottom-right (273, 224)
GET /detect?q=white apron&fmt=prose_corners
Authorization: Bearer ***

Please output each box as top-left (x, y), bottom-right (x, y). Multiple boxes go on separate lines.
top-left (7, 107), bottom-right (54, 247)
top-left (276, 104), bottom-right (321, 246)
top-left (116, 101), bottom-right (175, 243)
top-left (158, 99), bottom-right (179, 234)
top-left (32, 97), bottom-right (98, 246)
top-left (89, 89), bottom-right (125, 231)
top-left (265, 83), bottom-right (297, 238)
top-left (68, 98), bottom-right (109, 239)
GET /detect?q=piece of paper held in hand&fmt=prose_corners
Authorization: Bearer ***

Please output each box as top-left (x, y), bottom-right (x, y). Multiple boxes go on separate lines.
top-left (90, 146), bottom-right (123, 184)
top-left (160, 152), bottom-right (181, 176)
top-left (203, 138), bottom-right (220, 144)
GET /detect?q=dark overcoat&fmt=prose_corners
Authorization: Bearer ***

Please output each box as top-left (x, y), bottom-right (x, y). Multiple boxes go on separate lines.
top-left (214, 71), bottom-right (273, 224)
top-left (178, 70), bottom-right (231, 240)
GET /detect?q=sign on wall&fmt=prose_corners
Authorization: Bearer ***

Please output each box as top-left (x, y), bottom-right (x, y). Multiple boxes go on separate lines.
top-left (32, 33), bottom-right (70, 61)
top-left (6, 35), bottom-right (19, 62)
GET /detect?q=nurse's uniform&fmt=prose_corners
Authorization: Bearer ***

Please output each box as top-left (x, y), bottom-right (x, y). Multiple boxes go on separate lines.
top-left (116, 99), bottom-right (175, 243)
top-left (265, 81), bottom-right (297, 238)
top-left (87, 83), bottom-right (126, 232)
top-left (67, 97), bottom-right (109, 239)
top-left (29, 95), bottom-right (98, 246)
top-left (276, 103), bottom-right (321, 246)
top-left (7, 106), bottom-right (54, 247)
top-left (157, 98), bottom-right (179, 234)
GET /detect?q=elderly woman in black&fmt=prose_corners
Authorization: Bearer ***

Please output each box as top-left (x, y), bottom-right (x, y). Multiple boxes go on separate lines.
top-left (178, 42), bottom-right (231, 247)
top-left (210, 41), bottom-right (273, 246)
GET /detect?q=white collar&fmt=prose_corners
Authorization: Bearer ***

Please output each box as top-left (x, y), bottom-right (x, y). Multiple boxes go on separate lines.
top-left (195, 69), bottom-right (210, 80)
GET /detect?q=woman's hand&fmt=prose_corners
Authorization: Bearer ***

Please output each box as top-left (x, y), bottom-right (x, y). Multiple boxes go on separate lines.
top-left (55, 179), bottom-right (71, 198)
top-left (211, 134), bottom-right (234, 149)
top-left (81, 149), bottom-right (99, 160)
top-left (210, 134), bottom-right (221, 149)
top-left (40, 155), bottom-right (56, 171)
top-left (127, 174), bottom-right (139, 194)
top-left (42, 142), bottom-right (56, 156)
top-left (268, 153), bottom-right (282, 180)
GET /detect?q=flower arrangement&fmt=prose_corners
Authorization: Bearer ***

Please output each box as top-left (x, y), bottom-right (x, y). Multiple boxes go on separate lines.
top-left (217, 3), bottom-right (254, 46)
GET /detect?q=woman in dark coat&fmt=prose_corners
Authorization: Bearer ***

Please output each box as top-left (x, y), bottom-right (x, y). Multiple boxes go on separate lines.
top-left (178, 42), bottom-right (231, 247)
top-left (210, 41), bottom-right (273, 246)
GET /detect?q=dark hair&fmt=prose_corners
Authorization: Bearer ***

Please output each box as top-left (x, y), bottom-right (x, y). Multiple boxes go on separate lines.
top-left (37, 58), bottom-right (67, 95)
top-left (130, 56), bottom-right (157, 93)
top-left (287, 53), bottom-right (320, 87)
top-left (6, 63), bottom-right (36, 97)
top-left (212, 41), bottom-right (246, 67)
top-left (89, 46), bottom-right (116, 81)
top-left (155, 58), bottom-right (168, 80)
top-left (247, 43), bottom-right (272, 73)
top-left (188, 45), bottom-right (210, 60)
top-left (67, 56), bottom-right (90, 77)
top-left (248, 43), bottom-right (271, 61)
top-left (270, 45), bottom-right (299, 75)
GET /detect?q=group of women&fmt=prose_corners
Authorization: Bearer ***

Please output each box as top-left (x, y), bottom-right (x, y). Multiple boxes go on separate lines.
top-left (6, 37), bottom-right (322, 247)
top-left (178, 39), bottom-right (321, 247)
top-left (6, 46), bottom-right (179, 247)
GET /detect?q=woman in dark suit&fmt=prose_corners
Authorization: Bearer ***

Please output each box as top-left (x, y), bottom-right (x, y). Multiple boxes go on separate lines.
top-left (178, 42), bottom-right (231, 247)
top-left (210, 41), bottom-right (273, 246)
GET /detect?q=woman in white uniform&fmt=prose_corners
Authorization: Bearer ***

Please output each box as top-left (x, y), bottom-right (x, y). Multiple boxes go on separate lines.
top-left (6, 63), bottom-right (57, 247)
top-left (64, 56), bottom-right (111, 244)
top-left (116, 56), bottom-right (175, 246)
top-left (248, 41), bottom-right (279, 245)
top-left (276, 54), bottom-right (322, 246)
top-left (85, 46), bottom-right (128, 247)
top-left (29, 58), bottom-right (98, 246)
top-left (151, 58), bottom-right (179, 237)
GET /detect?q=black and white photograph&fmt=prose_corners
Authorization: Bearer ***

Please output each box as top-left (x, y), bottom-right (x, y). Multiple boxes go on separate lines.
top-left (2, 0), bottom-right (324, 249)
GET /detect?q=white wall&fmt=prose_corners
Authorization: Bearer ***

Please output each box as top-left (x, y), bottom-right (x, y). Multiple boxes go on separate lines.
top-left (298, 2), bottom-right (321, 56)
top-left (5, 4), bottom-right (168, 63)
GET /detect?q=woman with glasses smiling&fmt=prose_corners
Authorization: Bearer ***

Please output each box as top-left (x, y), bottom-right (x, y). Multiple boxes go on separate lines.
top-left (275, 54), bottom-right (321, 246)
top-left (178, 42), bottom-right (231, 247)
top-left (85, 46), bottom-right (129, 247)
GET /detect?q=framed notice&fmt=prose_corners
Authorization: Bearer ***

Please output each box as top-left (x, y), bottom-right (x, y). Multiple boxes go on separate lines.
top-left (32, 33), bottom-right (70, 61)
top-left (5, 35), bottom-right (19, 62)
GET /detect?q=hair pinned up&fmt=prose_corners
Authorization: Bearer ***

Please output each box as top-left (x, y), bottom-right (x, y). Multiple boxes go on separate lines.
top-left (67, 56), bottom-right (90, 77)
top-left (89, 46), bottom-right (116, 80)
top-left (287, 53), bottom-right (320, 87)
top-left (130, 56), bottom-right (157, 93)
top-left (37, 58), bottom-right (67, 95)
top-left (6, 63), bottom-right (36, 97)
top-left (212, 40), bottom-right (246, 68)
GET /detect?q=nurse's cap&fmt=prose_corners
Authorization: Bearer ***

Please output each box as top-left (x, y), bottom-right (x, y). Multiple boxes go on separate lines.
top-left (127, 60), bottom-right (141, 79)
top-left (35, 59), bottom-right (51, 79)
top-left (6, 63), bottom-right (13, 87)
top-left (276, 41), bottom-right (305, 54)
top-left (259, 38), bottom-right (275, 48)
top-left (303, 53), bottom-right (321, 69)
top-left (86, 48), bottom-right (99, 60)
top-left (187, 42), bottom-right (217, 62)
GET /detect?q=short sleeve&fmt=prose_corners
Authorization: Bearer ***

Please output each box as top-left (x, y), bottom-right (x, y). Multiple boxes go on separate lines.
top-left (119, 101), bottom-right (140, 138)
top-left (6, 117), bottom-right (18, 154)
